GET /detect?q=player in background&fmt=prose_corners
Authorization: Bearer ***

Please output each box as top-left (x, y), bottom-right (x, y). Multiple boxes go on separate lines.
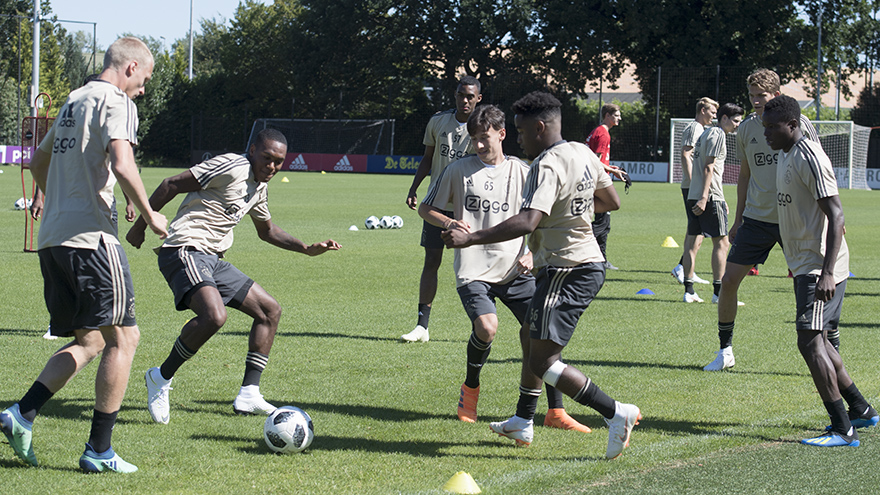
top-left (703, 69), bottom-right (820, 371)
top-left (586, 103), bottom-right (624, 270)
top-left (763, 95), bottom-right (877, 446)
top-left (127, 129), bottom-right (340, 424)
top-left (0, 37), bottom-right (167, 473)
top-left (683, 103), bottom-right (744, 303)
top-left (419, 104), bottom-right (590, 433)
top-left (402, 76), bottom-right (482, 342)
top-left (444, 92), bottom-right (640, 459)
top-left (671, 98), bottom-right (717, 286)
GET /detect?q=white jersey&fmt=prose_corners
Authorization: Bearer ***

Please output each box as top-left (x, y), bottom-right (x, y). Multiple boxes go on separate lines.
top-left (776, 137), bottom-right (849, 283)
top-left (679, 120), bottom-right (703, 190)
top-left (522, 141), bottom-right (612, 268)
top-left (162, 153), bottom-right (271, 256)
top-left (37, 80), bottom-right (139, 249)
top-left (423, 110), bottom-right (473, 210)
top-left (688, 126), bottom-right (726, 202)
top-left (423, 155), bottom-right (530, 287)
top-left (737, 112), bottom-right (818, 223)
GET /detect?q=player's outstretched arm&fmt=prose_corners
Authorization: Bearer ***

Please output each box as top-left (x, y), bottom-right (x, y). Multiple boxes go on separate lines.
top-left (442, 208), bottom-right (542, 249)
top-left (252, 217), bottom-right (341, 256)
top-left (110, 139), bottom-right (167, 242)
top-left (418, 202), bottom-right (470, 232)
top-left (126, 169), bottom-right (200, 248)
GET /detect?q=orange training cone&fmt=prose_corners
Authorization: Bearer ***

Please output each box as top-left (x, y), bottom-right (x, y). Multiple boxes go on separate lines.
top-left (442, 471), bottom-right (481, 494)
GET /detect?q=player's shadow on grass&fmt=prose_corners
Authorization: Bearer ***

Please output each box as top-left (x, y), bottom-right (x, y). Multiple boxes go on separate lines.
top-left (641, 416), bottom-right (800, 442)
top-left (0, 397), bottom-right (147, 425)
top-left (484, 357), bottom-right (807, 377)
top-left (222, 329), bottom-right (400, 343)
top-left (0, 328), bottom-right (46, 336)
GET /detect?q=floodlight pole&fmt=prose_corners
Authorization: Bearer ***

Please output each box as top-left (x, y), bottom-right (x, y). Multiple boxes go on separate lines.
top-left (188, 0), bottom-right (194, 80)
top-left (31, 0), bottom-right (39, 116)
top-left (816, 5), bottom-right (823, 120)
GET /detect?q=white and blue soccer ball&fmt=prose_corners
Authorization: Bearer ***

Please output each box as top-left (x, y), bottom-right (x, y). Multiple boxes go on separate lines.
top-left (264, 406), bottom-right (314, 454)
top-left (380, 215), bottom-right (394, 229)
top-left (364, 215), bottom-right (380, 230)
top-left (391, 215), bottom-right (403, 229)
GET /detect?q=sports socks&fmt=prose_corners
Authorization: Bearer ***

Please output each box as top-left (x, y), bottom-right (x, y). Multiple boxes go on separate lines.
top-left (546, 385), bottom-right (564, 409)
top-left (417, 303), bottom-right (431, 328)
top-left (718, 321), bottom-right (734, 349)
top-left (572, 379), bottom-right (616, 419)
top-left (515, 386), bottom-right (541, 421)
top-left (243, 351), bottom-right (269, 387)
top-left (824, 398), bottom-right (853, 435)
top-left (827, 329), bottom-right (840, 351)
top-left (840, 383), bottom-right (870, 417)
top-left (17, 381), bottom-right (54, 423)
top-left (684, 279), bottom-right (695, 295)
top-left (160, 337), bottom-right (197, 380)
top-left (88, 409), bottom-right (118, 454)
top-left (464, 333), bottom-right (491, 389)
top-left (713, 280), bottom-right (722, 297)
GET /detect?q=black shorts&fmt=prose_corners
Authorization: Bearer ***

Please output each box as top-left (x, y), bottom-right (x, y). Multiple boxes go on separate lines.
top-left (457, 274), bottom-right (535, 324)
top-left (681, 188), bottom-right (700, 228)
top-left (686, 199), bottom-right (728, 238)
top-left (39, 238), bottom-right (136, 337)
top-left (794, 275), bottom-right (846, 331)
top-left (727, 217), bottom-right (782, 266)
top-left (527, 263), bottom-right (605, 346)
top-left (420, 209), bottom-right (453, 249)
top-left (158, 247), bottom-right (254, 311)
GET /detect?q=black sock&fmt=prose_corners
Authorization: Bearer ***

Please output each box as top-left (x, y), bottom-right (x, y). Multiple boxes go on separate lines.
top-left (824, 398), bottom-right (852, 436)
top-left (515, 386), bottom-right (540, 421)
top-left (840, 383), bottom-right (871, 418)
top-left (417, 304), bottom-right (431, 328)
top-left (88, 409), bottom-right (119, 454)
top-left (546, 385), bottom-right (564, 409)
top-left (684, 279), bottom-right (695, 294)
top-left (18, 381), bottom-right (53, 423)
top-left (827, 329), bottom-right (840, 351)
top-left (464, 333), bottom-right (491, 389)
top-left (718, 321), bottom-right (734, 349)
top-left (572, 379), bottom-right (616, 419)
top-left (160, 337), bottom-right (197, 380)
top-left (243, 351), bottom-right (269, 387)
top-left (713, 281), bottom-right (722, 297)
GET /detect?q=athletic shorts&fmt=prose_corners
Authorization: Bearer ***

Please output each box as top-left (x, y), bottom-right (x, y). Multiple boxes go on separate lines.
top-left (686, 199), bottom-right (728, 238)
top-left (527, 262), bottom-right (605, 346)
top-left (158, 247), bottom-right (254, 311)
top-left (681, 188), bottom-right (700, 227)
top-left (793, 275), bottom-right (846, 331)
top-left (39, 238), bottom-right (136, 337)
top-left (726, 217), bottom-right (782, 266)
top-left (457, 274), bottom-right (536, 324)
top-left (420, 209), bottom-right (453, 249)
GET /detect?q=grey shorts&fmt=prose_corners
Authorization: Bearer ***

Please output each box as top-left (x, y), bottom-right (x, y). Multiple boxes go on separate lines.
top-left (528, 263), bottom-right (605, 346)
top-left (158, 247), bottom-right (254, 311)
top-left (794, 275), bottom-right (846, 331)
top-left (686, 199), bottom-right (728, 238)
top-left (420, 209), bottom-right (453, 249)
top-left (457, 274), bottom-right (536, 324)
top-left (727, 217), bottom-right (782, 266)
top-left (39, 238), bottom-right (136, 337)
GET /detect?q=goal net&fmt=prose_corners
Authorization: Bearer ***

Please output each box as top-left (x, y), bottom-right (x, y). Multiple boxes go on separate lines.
top-left (669, 119), bottom-right (871, 190)
top-left (248, 118), bottom-right (395, 155)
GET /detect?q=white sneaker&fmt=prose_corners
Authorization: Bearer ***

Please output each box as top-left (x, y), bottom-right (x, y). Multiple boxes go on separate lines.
top-left (692, 274), bottom-right (711, 285)
top-left (233, 386), bottom-right (276, 415)
top-left (671, 264), bottom-right (684, 284)
top-left (400, 325), bottom-right (429, 342)
top-left (703, 347), bottom-right (735, 371)
top-left (682, 292), bottom-right (704, 303)
top-left (711, 294), bottom-right (745, 306)
top-left (145, 367), bottom-right (172, 424)
top-left (42, 326), bottom-right (57, 340)
top-left (489, 415), bottom-right (534, 446)
top-left (605, 402), bottom-right (641, 459)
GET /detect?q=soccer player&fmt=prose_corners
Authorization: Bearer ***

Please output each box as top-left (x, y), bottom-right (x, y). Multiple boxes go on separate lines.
top-left (586, 103), bottom-right (622, 270)
top-left (683, 103), bottom-right (744, 303)
top-left (402, 76), bottom-right (482, 343)
top-left (703, 69), bottom-right (820, 371)
top-left (443, 92), bottom-right (640, 459)
top-left (671, 97), bottom-right (717, 286)
top-left (763, 95), bottom-right (877, 446)
top-left (419, 104), bottom-right (589, 433)
top-left (126, 129), bottom-right (340, 424)
top-left (0, 37), bottom-right (168, 473)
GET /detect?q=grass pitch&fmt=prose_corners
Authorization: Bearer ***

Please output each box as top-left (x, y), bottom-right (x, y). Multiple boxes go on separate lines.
top-left (0, 166), bottom-right (878, 494)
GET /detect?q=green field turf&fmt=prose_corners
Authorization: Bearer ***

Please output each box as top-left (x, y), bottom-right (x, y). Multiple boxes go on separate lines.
top-left (0, 166), bottom-right (878, 494)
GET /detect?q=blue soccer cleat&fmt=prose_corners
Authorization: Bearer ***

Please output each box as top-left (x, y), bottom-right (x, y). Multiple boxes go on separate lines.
top-left (79, 443), bottom-right (138, 473)
top-left (802, 431), bottom-right (859, 447)
top-left (0, 404), bottom-right (37, 466)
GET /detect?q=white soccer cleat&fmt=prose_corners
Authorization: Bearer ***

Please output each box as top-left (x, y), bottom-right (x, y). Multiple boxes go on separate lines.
top-left (145, 367), bottom-right (172, 424)
top-left (233, 386), bottom-right (276, 415)
top-left (605, 402), bottom-right (641, 459)
top-left (671, 264), bottom-right (684, 284)
top-left (400, 325), bottom-right (429, 343)
top-left (42, 326), bottom-right (57, 340)
top-left (489, 415), bottom-right (534, 447)
top-left (692, 274), bottom-right (711, 285)
top-left (682, 292), bottom-right (704, 303)
top-left (703, 347), bottom-right (735, 371)
top-left (711, 294), bottom-right (744, 306)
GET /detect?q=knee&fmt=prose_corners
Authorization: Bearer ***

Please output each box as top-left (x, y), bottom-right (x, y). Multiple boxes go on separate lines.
top-left (262, 299), bottom-right (282, 326)
top-left (201, 306), bottom-right (228, 330)
top-left (528, 354), bottom-right (554, 379)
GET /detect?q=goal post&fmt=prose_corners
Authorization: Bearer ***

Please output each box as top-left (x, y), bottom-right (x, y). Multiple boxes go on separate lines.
top-left (247, 118), bottom-right (396, 156)
top-left (669, 118), bottom-right (872, 190)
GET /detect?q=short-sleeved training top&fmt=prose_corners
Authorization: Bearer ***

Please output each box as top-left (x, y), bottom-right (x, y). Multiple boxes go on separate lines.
top-left (424, 154), bottom-right (530, 287)
top-left (423, 109), bottom-right (473, 209)
top-left (37, 80), bottom-right (139, 249)
top-left (522, 141), bottom-right (613, 268)
top-left (776, 137), bottom-right (849, 283)
top-left (162, 153), bottom-right (271, 256)
top-left (586, 125), bottom-right (611, 166)
top-left (679, 120), bottom-right (704, 190)
top-left (688, 126), bottom-right (726, 202)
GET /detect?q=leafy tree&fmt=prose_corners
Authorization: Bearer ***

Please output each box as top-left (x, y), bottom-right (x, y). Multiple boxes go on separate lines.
top-left (851, 83), bottom-right (880, 127)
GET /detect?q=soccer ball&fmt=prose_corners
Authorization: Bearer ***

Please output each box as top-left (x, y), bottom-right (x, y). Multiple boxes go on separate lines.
top-left (380, 215), bottom-right (394, 229)
top-left (364, 215), bottom-right (379, 230)
top-left (263, 406), bottom-right (314, 454)
top-left (391, 215), bottom-right (403, 229)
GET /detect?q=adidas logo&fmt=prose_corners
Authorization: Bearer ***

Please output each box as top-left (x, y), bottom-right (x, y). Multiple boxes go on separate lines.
top-left (58, 103), bottom-right (76, 128)
top-left (288, 154), bottom-right (307, 171)
top-left (466, 177), bottom-right (473, 187)
top-left (750, 137), bottom-right (758, 144)
top-left (334, 155), bottom-right (353, 172)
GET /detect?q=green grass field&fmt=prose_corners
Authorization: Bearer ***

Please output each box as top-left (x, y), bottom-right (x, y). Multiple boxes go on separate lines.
top-left (0, 166), bottom-right (878, 494)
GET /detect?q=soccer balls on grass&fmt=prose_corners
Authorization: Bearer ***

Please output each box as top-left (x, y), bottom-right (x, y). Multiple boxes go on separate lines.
top-left (391, 215), bottom-right (403, 228)
top-left (364, 215), bottom-right (380, 230)
top-left (380, 215), bottom-right (394, 229)
top-left (263, 406), bottom-right (314, 454)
